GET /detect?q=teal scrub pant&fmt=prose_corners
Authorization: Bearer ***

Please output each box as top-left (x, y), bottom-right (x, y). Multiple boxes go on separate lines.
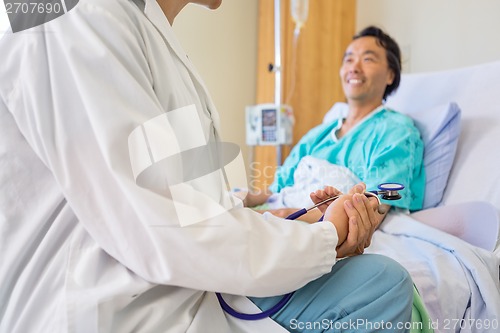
top-left (250, 254), bottom-right (413, 333)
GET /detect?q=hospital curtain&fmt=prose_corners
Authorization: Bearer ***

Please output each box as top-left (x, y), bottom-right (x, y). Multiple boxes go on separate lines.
top-left (252, 0), bottom-right (356, 191)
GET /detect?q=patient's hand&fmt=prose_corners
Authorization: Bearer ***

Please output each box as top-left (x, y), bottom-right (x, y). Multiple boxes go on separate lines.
top-left (266, 208), bottom-right (297, 219)
top-left (309, 183), bottom-right (366, 214)
top-left (313, 183), bottom-right (380, 258)
top-left (322, 194), bottom-right (352, 247)
top-left (241, 191), bottom-right (272, 208)
top-left (309, 186), bottom-right (342, 214)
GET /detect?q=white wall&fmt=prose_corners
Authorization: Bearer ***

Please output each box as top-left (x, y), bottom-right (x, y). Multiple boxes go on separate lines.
top-left (173, 1), bottom-right (258, 167)
top-left (356, 0), bottom-right (500, 73)
top-left (173, 0), bottom-right (500, 180)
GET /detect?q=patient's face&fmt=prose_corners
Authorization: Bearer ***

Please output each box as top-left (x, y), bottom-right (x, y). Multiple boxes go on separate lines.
top-left (340, 36), bottom-right (395, 106)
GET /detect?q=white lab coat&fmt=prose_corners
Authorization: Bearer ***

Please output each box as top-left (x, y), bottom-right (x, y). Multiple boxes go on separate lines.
top-left (0, 0), bottom-right (339, 332)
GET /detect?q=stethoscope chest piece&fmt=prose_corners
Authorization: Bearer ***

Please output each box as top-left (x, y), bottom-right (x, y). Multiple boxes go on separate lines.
top-left (376, 182), bottom-right (404, 200)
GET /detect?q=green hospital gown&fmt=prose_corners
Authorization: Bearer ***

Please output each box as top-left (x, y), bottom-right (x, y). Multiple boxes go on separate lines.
top-left (270, 107), bottom-right (426, 211)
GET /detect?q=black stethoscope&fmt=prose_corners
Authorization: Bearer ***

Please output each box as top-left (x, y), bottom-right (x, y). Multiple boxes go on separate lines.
top-left (216, 182), bottom-right (404, 321)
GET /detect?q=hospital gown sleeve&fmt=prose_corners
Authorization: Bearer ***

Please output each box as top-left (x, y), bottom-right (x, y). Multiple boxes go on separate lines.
top-left (270, 124), bottom-right (330, 193)
top-left (361, 117), bottom-right (425, 211)
top-left (2, 1), bottom-right (339, 297)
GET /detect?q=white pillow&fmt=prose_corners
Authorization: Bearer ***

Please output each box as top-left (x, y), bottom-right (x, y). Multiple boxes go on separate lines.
top-left (411, 201), bottom-right (499, 251)
top-left (409, 102), bottom-right (461, 209)
top-left (322, 102), bottom-right (348, 125)
top-left (323, 102), bottom-right (461, 209)
top-left (383, 62), bottom-right (500, 212)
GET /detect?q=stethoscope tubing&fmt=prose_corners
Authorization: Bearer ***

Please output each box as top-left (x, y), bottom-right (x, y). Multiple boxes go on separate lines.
top-left (295, 192), bottom-right (382, 221)
top-left (216, 290), bottom-right (295, 321)
top-left (217, 185), bottom-right (402, 320)
top-left (216, 192), bottom-right (377, 320)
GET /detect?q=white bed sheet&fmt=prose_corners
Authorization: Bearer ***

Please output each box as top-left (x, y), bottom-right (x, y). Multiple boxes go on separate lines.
top-left (366, 213), bottom-right (500, 333)
top-left (372, 60), bottom-right (500, 331)
top-left (263, 60), bottom-right (500, 331)
top-left (319, 61), bottom-right (500, 331)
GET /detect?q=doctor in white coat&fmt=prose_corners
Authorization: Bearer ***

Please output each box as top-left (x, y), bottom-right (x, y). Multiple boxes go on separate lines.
top-left (0, 0), bottom-right (414, 332)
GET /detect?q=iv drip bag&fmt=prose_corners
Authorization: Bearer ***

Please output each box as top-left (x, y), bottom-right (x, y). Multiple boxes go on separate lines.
top-left (291, 0), bottom-right (309, 27)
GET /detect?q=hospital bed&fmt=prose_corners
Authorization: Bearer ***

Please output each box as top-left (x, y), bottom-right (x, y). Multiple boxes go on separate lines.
top-left (247, 60), bottom-right (500, 332)
top-left (357, 60), bottom-right (500, 332)
top-left (315, 59), bottom-right (500, 331)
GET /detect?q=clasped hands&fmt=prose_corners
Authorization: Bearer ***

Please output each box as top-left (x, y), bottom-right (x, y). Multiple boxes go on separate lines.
top-left (269, 183), bottom-right (381, 258)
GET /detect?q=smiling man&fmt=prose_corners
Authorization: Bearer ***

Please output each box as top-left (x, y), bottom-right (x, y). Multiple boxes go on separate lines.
top-left (338, 26), bottom-right (402, 137)
top-left (245, 26), bottom-right (426, 221)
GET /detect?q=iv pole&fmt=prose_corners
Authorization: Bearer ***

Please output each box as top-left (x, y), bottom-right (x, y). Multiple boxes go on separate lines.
top-left (272, 0), bottom-right (308, 165)
top-left (273, 0), bottom-right (283, 166)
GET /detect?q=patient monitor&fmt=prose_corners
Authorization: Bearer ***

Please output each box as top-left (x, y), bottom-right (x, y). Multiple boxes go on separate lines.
top-left (245, 104), bottom-right (294, 146)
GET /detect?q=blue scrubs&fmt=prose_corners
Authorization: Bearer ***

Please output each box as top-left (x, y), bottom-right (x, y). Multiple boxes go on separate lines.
top-left (269, 108), bottom-right (425, 211)
top-left (251, 254), bottom-right (414, 333)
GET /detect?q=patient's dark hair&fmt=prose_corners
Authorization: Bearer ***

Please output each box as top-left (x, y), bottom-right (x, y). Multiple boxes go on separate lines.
top-left (353, 26), bottom-right (401, 101)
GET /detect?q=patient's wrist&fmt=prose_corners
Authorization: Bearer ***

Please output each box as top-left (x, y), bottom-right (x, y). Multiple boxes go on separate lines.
top-left (245, 191), bottom-right (272, 207)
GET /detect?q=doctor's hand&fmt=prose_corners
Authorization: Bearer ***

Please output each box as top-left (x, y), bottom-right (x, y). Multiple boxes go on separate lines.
top-left (315, 183), bottom-right (379, 258)
top-left (309, 186), bottom-right (342, 214)
top-left (309, 183), bottom-right (366, 214)
top-left (336, 184), bottom-right (379, 258)
top-left (309, 183), bottom-right (367, 214)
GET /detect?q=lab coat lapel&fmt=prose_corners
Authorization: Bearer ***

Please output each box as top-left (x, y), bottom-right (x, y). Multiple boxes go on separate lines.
top-left (142, 0), bottom-right (222, 137)
top-left (143, 0), bottom-right (188, 68)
